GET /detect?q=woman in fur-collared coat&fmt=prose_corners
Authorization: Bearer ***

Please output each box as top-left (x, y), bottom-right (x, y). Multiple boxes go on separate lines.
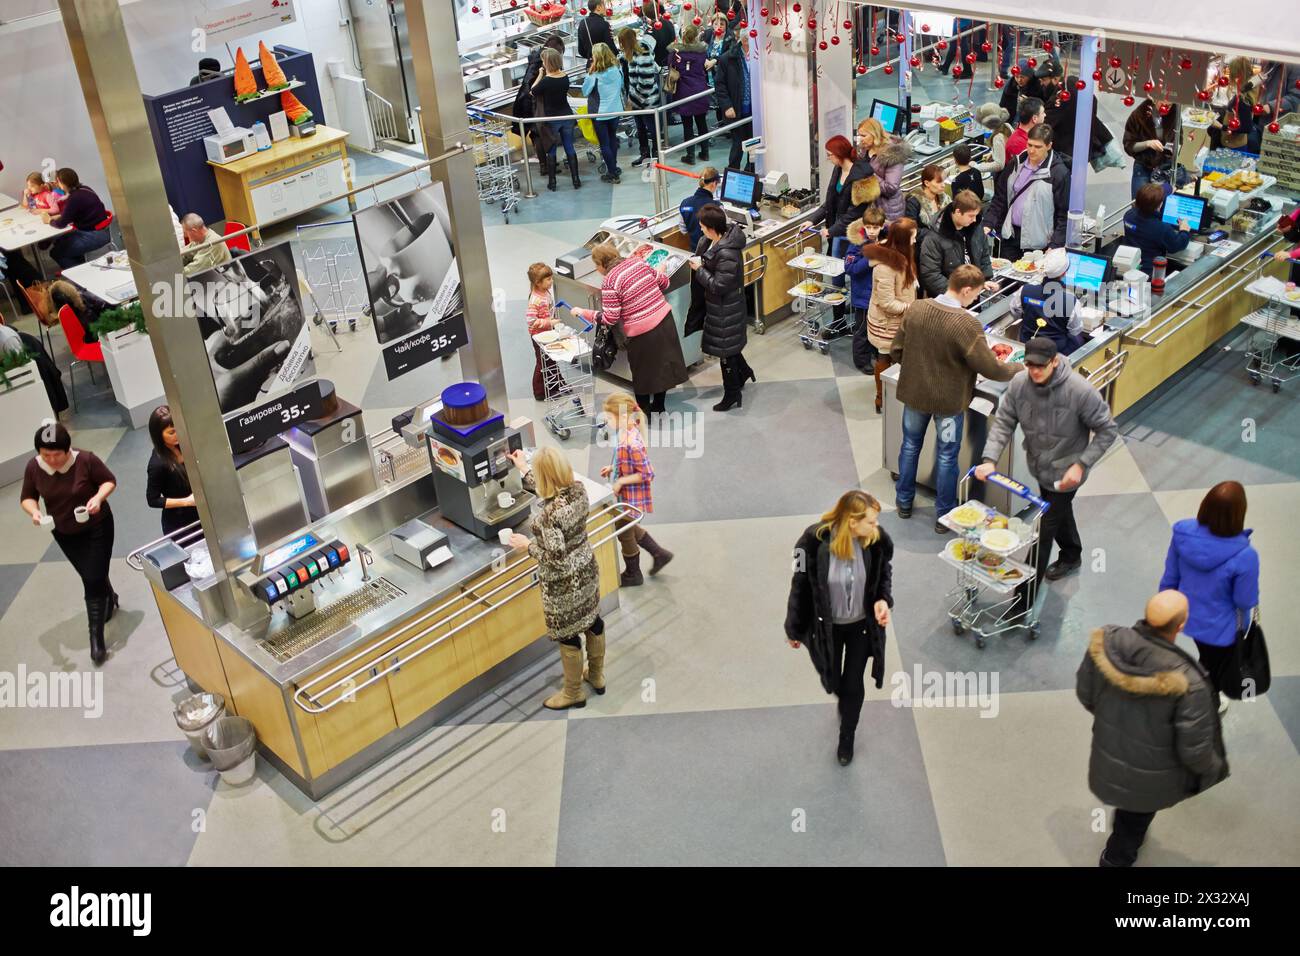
top-left (855, 118), bottom-right (913, 221)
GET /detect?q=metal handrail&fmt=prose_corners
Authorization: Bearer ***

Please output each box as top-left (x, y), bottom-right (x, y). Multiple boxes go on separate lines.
top-left (366, 85), bottom-right (399, 142)
top-left (1082, 348), bottom-right (1130, 392)
top-left (126, 520), bottom-right (206, 571)
top-left (291, 500), bottom-right (643, 714)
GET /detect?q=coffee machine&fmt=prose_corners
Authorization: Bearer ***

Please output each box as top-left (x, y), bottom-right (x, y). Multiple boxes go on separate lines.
top-left (424, 383), bottom-right (534, 540)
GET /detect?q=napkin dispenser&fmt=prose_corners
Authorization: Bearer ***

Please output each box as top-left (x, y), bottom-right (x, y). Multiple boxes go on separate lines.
top-left (391, 519), bottom-right (452, 571)
top-left (141, 540), bottom-right (191, 591)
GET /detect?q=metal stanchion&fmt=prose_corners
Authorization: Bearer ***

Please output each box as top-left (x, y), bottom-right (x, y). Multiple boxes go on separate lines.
top-left (653, 107), bottom-right (668, 214)
top-left (518, 121), bottom-right (538, 199)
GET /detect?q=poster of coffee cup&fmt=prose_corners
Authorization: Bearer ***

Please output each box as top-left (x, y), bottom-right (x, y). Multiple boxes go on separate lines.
top-left (428, 438), bottom-right (467, 482)
top-left (186, 241), bottom-right (317, 416)
top-left (353, 182), bottom-right (464, 350)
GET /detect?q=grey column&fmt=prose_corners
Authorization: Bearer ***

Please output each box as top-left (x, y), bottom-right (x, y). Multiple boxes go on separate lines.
top-left (58, 0), bottom-right (267, 630)
top-left (403, 0), bottom-right (507, 411)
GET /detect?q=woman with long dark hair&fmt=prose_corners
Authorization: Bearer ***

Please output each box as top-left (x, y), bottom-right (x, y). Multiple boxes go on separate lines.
top-left (863, 217), bottom-right (919, 412)
top-left (785, 490), bottom-right (894, 766)
top-left (1123, 98), bottom-right (1180, 199)
top-left (146, 405), bottom-right (199, 534)
top-left (18, 424), bottom-right (118, 664)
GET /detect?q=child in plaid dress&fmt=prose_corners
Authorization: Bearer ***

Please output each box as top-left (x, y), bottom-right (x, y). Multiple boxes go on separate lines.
top-left (600, 392), bottom-right (673, 585)
top-left (526, 263), bottom-right (563, 401)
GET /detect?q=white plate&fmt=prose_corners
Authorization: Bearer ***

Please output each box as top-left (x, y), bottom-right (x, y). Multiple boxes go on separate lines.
top-left (980, 528), bottom-right (1020, 554)
top-left (534, 329), bottom-right (564, 344)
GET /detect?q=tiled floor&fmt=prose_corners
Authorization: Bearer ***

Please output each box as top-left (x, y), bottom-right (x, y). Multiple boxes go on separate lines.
top-left (1, 72), bottom-right (1297, 867)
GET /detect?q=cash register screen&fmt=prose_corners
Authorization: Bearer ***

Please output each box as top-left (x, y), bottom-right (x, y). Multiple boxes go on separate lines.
top-left (1161, 193), bottom-right (1208, 231)
top-left (870, 99), bottom-right (904, 136)
top-left (1064, 252), bottom-right (1109, 293)
top-left (721, 168), bottom-right (761, 207)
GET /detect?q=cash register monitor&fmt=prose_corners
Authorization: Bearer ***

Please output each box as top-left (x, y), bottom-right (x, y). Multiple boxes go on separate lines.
top-left (870, 98), bottom-right (905, 136)
top-left (720, 167), bottom-right (762, 208)
top-left (1161, 193), bottom-right (1208, 232)
top-left (1063, 251), bottom-right (1111, 294)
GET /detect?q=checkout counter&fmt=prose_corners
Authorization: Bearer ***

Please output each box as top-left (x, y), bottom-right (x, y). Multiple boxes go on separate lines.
top-left (133, 384), bottom-right (633, 799)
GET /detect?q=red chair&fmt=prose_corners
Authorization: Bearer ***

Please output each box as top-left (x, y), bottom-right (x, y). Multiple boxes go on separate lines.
top-left (223, 220), bottom-right (252, 254)
top-left (93, 210), bottom-right (114, 232)
top-left (56, 304), bottom-right (104, 411)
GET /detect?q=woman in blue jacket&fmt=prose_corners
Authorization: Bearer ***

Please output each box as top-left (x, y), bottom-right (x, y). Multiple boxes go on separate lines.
top-left (582, 43), bottom-right (626, 184)
top-left (842, 209), bottom-right (886, 373)
top-left (1123, 182), bottom-right (1191, 275)
top-left (1159, 480), bottom-right (1260, 704)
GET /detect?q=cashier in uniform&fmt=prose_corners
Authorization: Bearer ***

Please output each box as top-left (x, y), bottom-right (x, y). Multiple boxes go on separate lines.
top-left (1009, 248), bottom-right (1085, 354)
top-left (680, 167), bottom-right (721, 251)
top-left (1122, 183), bottom-right (1191, 275)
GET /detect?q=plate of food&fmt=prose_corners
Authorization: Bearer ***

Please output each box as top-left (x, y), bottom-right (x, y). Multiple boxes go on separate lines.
top-left (947, 539), bottom-right (980, 562)
top-left (947, 504), bottom-right (988, 529)
top-left (1011, 259), bottom-right (1039, 274)
top-left (791, 253), bottom-right (828, 270)
top-left (534, 329), bottom-right (565, 344)
top-left (991, 257), bottom-right (1011, 271)
top-left (977, 551), bottom-right (1006, 569)
top-left (989, 565), bottom-right (1024, 581)
top-left (822, 291), bottom-right (846, 304)
top-left (980, 528), bottom-right (1020, 553)
top-left (990, 342), bottom-right (1018, 363)
top-left (793, 280), bottom-right (826, 296)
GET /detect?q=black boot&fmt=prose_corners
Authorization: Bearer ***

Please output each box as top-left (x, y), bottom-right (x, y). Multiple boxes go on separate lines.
top-left (712, 361), bottom-right (743, 412)
top-left (620, 552), bottom-right (644, 587)
top-left (639, 531), bottom-right (674, 576)
top-left (699, 146), bottom-right (709, 162)
top-left (737, 354), bottom-right (757, 385)
top-left (571, 166), bottom-right (582, 190)
top-left (547, 168), bottom-right (557, 191)
top-left (105, 588), bottom-right (119, 622)
top-left (837, 727), bottom-right (855, 766)
top-left (86, 597), bottom-right (107, 666)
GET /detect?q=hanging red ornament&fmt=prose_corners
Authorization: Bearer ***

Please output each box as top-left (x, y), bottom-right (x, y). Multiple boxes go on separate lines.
top-left (1217, 74), bottom-right (1230, 87)
top-left (1109, 56), bottom-right (1122, 69)
top-left (770, 16), bottom-right (779, 26)
top-left (807, 18), bottom-right (817, 30)
top-left (844, 20), bottom-right (852, 31)
top-left (1254, 103), bottom-right (1267, 115)
top-left (1058, 90), bottom-right (1071, 102)
top-left (749, 29), bottom-right (757, 38)
top-left (981, 42), bottom-right (991, 54)
top-left (1092, 69), bottom-right (1103, 82)
top-left (883, 63), bottom-right (894, 74)
top-left (739, 19), bottom-right (746, 28)
top-left (1295, 78), bottom-right (1300, 90)
top-left (910, 54), bottom-right (921, 68)
top-left (819, 40), bottom-right (828, 50)
top-left (1269, 122), bottom-right (1281, 134)
top-left (1010, 65), bottom-right (1021, 77)
top-left (791, 2), bottom-right (800, 11)
top-left (1143, 80), bottom-right (1154, 92)
top-left (726, 9), bottom-right (736, 20)
top-left (1042, 40), bottom-right (1054, 53)
top-left (682, 1), bottom-right (690, 8)
top-left (510, 0), bottom-right (517, 6)
top-left (920, 23), bottom-right (930, 33)
top-left (1123, 94), bottom-right (1135, 107)
top-left (471, 4), bottom-right (480, 10)
top-left (857, 64), bottom-right (867, 75)
top-left (1227, 116), bottom-right (1241, 131)
top-left (783, 31), bottom-right (792, 42)
top-left (1075, 79), bottom-right (1086, 90)
top-left (952, 64), bottom-right (963, 78)
top-left (715, 27), bottom-right (725, 38)
top-left (1196, 89), bottom-right (1211, 101)
top-left (965, 52), bottom-right (976, 64)
top-left (693, 16), bottom-right (701, 26)
top-left (1027, 57), bottom-right (1038, 69)
top-left (937, 40), bottom-right (948, 52)
top-left (652, 21), bottom-right (662, 30)
top-left (870, 45), bottom-right (880, 56)
top-left (760, 6), bottom-right (769, 17)
top-left (1180, 57), bottom-right (1193, 70)
top-left (1158, 102), bottom-right (1172, 116)
top-left (994, 76), bottom-right (1006, 89)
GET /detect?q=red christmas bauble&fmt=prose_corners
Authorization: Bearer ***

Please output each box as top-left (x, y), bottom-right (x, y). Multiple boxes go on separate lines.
top-left (830, 35), bottom-right (840, 46)
top-left (1158, 102), bottom-right (1172, 116)
top-left (857, 64), bottom-right (867, 75)
top-left (510, 0), bottom-right (517, 6)
top-left (1092, 69), bottom-right (1103, 82)
top-left (727, 9), bottom-right (736, 20)
top-left (1295, 79), bottom-right (1300, 90)
top-left (952, 64), bottom-right (963, 77)
top-left (739, 20), bottom-right (746, 28)
top-left (791, 2), bottom-right (800, 11)
top-left (936, 40), bottom-right (948, 52)
top-left (818, 41), bottom-right (827, 50)
top-left (1123, 95), bottom-right (1135, 107)
top-left (715, 27), bottom-right (724, 38)
top-left (981, 42), bottom-right (992, 53)
top-left (682, 1), bottom-right (691, 8)
top-left (1075, 79), bottom-right (1086, 90)
top-left (1027, 57), bottom-right (1037, 69)
top-left (921, 23), bottom-right (931, 33)
top-left (749, 29), bottom-right (758, 38)
top-left (883, 63), bottom-right (894, 75)
top-left (1109, 56), bottom-right (1123, 69)
top-left (1058, 90), bottom-right (1071, 102)
top-left (1217, 74), bottom-right (1230, 87)
top-left (910, 54), bottom-right (922, 68)
top-left (843, 20), bottom-right (852, 31)
top-left (760, 6), bottom-right (769, 16)
top-left (870, 45), bottom-right (880, 56)
top-left (770, 16), bottom-right (779, 25)
top-left (652, 21), bottom-right (662, 30)
top-left (965, 52), bottom-right (976, 64)
top-left (1010, 65), bottom-right (1021, 77)
top-left (1254, 103), bottom-right (1267, 115)
top-left (692, 16), bottom-right (701, 25)
top-left (471, 4), bottom-right (480, 11)
top-left (1197, 89), bottom-right (1211, 101)
top-left (1143, 80), bottom-right (1155, 92)
top-left (1269, 122), bottom-right (1281, 134)
top-left (1227, 116), bottom-right (1241, 131)
top-left (1042, 40), bottom-right (1054, 52)
top-left (994, 76), bottom-right (1006, 89)
top-left (783, 31), bottom-right (792, 41)
top-left (807, 18), bottom-right (817, 30)
top-left (1180, 57), bottom-right (1193, 70)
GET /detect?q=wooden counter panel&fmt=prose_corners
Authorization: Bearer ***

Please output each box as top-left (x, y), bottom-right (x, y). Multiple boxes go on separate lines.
top-left (380, 593), bottom-right (482, 728)
top-left (465, 564), bottom-right (545, 675)
top-left (293, 631), bottom-right (400, 773)
top-left (215, 639), bottom-right (305, 776)
top-left (152, 584), bottom-right (234, 709)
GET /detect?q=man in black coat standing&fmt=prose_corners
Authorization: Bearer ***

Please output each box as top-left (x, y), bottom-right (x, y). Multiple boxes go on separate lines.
top-left (713, 24), bottom-right (754, 170)
top-left (1077, 591), bottom-right (1229, 867)
top-left (576, 0), bottom-right (614, 66)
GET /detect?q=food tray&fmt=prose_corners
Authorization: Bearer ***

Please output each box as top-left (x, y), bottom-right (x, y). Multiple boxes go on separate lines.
top-left (1199, 172), bottom-right (1276, 195)
top-left (787, 252), bottom-right (846, 277)
top-left (939, 501), bottom-right (995, 533)
top-left (787, 281), bottom-right (846, 305)
top-left (938, 548), bottom-right (1035, 594)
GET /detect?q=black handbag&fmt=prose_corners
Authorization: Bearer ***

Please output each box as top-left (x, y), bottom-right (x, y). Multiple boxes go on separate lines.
top-left (1223, 610), bottom-right (1271, 700)
top-left (591, 318), bottom-right (618, 371)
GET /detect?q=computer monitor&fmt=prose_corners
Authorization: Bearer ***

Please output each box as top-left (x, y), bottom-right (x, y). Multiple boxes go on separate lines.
top-left (1161, 193), bottom-right (1209, 232)
top-left (870, 98), bottom-right (905, 136)
top-left (1063, 251), bottom-right (1111, 294)
top-left (720, 167), bottom-right (761, 208)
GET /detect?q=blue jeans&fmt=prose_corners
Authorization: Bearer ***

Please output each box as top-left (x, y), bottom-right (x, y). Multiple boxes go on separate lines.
top-left (547, 119), bottom-right (578, 170)
top-left (594, 118), bottom-right (621, 177)
top-left (51, 228), bottom-right (110, 269)
top-left (896, 406), bottom-right (965, 516)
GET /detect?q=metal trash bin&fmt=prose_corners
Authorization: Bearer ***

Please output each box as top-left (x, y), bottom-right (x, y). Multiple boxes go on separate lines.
top-left (174, 692), bottom-right (226, 760)
top-left (202, 716), bottom-right (258, 785)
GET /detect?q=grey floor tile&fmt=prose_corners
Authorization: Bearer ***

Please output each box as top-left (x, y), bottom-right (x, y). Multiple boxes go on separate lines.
top-left (556, 702), bottom-right (947, 866)
top-left (1267, 676), bottom-right (1300, 755)
top-left (0, 563), bottom-right (36, 619)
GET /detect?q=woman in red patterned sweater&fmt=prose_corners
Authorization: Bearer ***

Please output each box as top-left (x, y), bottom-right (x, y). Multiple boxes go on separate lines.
top-left (573, 243), bottom-right (688, 414)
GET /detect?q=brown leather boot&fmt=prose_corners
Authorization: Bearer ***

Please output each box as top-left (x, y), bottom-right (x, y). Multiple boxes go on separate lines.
top-left (620, 552), bottom-right (644, 587)
top-left (543, 643), bottom-right (587, 710)
top-left (639, 531), bottom-right (674, 576)
top-left (583, 628), bottom-right (606, 694)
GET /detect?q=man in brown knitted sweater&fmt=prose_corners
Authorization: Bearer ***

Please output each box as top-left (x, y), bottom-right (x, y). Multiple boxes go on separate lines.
top-left (890, 265), bottom-right (1023, 531)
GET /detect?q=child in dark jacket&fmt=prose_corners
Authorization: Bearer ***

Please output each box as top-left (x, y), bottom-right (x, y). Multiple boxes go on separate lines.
top-left (842, 207), bottom-right (887, 373)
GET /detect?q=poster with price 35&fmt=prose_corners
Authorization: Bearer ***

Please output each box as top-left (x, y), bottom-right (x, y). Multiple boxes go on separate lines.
top-left (353, 181), bottom-right (467, 379)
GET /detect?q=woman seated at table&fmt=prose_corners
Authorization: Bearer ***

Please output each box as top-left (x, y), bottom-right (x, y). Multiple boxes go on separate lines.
top-left (40, 168), bottom-right (111, 269)
top-left (23, 172), bottom-right (66, 215)
top-left (37, 278), bottom-right (106, 342)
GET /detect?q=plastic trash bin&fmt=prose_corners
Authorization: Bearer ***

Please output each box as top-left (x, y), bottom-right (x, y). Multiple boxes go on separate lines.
top-left (174, 692), bottom-right (225, 760)
top-left (202, 716), bottom-right (258, 785)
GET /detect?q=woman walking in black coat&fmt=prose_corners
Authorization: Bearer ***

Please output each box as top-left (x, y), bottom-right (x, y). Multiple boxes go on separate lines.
top-left (690, 205), bottom-right (752, 411)
top-left (785, 490), bottom-right (894, 766)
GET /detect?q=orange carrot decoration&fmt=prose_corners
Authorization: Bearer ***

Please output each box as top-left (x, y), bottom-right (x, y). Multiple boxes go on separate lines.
top-left (233, 47), bottom-right (258, 101)
top-left (281, 90), bottom-right (313, 125)
top-left (259, 41), bottom-right (289, 91)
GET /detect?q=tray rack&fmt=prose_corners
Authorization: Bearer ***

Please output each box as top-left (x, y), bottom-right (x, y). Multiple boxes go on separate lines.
top-left (786, 247), bottom-right (847, 354)
top-left (1242, 256), bottom-right (1300, 393)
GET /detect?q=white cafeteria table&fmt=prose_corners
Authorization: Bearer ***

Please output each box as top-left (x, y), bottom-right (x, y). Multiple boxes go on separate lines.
top-left (62, 251), bottom-right (138, 305)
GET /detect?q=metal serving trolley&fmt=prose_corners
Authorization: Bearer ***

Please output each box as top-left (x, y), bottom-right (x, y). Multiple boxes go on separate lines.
top-left (939, 470), bottom-right (1049, 648)
top-left (467, 107), bottom-right (520, 223)
top-left (532, 305), bottom-right (597, 441)
top-left (1241, 258), bottom-right (1300, 392)
top-left (786, 248), bottom-right (848, 354)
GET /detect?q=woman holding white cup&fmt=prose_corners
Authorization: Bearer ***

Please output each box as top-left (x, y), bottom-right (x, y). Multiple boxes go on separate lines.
top-left (18, 423), bottom-right (118, 665)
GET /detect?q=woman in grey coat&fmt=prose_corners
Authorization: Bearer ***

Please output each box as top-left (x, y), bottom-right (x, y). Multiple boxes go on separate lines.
top-left (690, 205), bottom-right (752, 412)
top-left (507, 447), bottom-right (604, 710)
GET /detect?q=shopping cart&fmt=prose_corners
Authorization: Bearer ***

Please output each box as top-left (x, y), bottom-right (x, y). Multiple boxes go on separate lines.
top-left (533, 304), bottom-right (598, 441)
top-left (786, 241), bottom-right (848, 354)
top-left (467, 108), bottom-right (520, 222)
top-left (1241, 253), bottom-right (1300, 393)
top-left (940, 470), bottom-right (1049, 648)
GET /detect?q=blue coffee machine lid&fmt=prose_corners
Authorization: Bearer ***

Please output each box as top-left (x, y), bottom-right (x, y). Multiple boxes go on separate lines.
top-left (441, 382), bottom-right (486, 409)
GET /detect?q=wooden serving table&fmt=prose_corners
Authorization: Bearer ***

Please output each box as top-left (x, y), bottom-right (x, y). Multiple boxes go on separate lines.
top-left (208, 125), bottom-right (354, 236)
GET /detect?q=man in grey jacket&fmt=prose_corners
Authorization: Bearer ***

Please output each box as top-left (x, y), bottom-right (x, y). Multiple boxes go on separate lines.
top-left (976, 337), bottom-right (1117, 603)
top-left (1076, 590), bottom-right (1229, 866)
top-left (983, 124), bottom-right (1070, 260)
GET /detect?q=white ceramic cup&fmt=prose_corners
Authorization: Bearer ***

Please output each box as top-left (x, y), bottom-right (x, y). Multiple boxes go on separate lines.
top-left (498, 492), bottom-right (515, 509)
top-left (498, 528), bottom-right (513, 546)
top-left (39, 514), bottom-right (54, 529)
top-left (74, 506), bottom-right (90, 524)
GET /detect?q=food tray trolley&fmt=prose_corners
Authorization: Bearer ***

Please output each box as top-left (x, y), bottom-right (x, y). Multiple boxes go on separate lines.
top-left (939, 470), bottom-right (1049, 648)
top-left (467, 108), bottom-right (520, 223)
top-left (1242, 258), bottom-right (1300, 392)
top-left (533, 307), bottom-right (598, 441)
top-left (786, 250), bottom-right (847, 354)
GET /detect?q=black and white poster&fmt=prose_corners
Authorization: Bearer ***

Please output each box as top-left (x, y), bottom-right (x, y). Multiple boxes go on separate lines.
top-left (187, 241), bottom-right (317, 417)
top-left (353, 182), bottom-right (466, 379)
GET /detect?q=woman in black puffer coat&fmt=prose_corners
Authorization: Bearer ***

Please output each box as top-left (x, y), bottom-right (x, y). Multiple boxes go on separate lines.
top-left (691, 205), bottom-right (752, 412)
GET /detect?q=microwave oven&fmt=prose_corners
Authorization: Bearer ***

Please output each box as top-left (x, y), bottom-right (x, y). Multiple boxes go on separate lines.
top-left (204, 128), bottom-right (256, 164)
